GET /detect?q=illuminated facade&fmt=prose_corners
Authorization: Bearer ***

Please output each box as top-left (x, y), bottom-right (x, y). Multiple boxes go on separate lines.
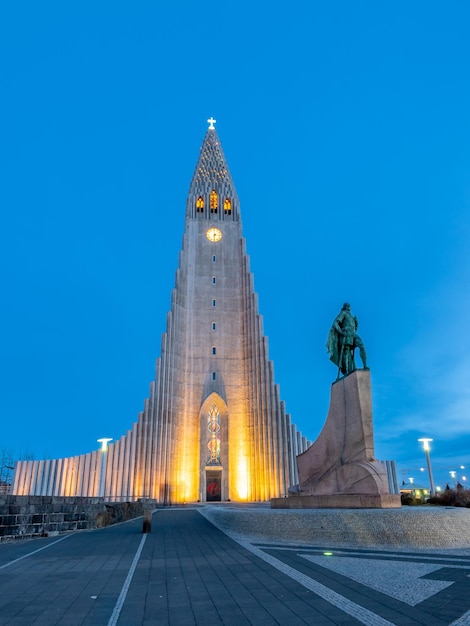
top-left (13, 122), bottom-right (311, 502)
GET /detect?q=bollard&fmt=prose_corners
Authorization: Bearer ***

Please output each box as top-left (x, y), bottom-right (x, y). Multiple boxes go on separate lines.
top-left (142, 507), bottom-right (152, 533)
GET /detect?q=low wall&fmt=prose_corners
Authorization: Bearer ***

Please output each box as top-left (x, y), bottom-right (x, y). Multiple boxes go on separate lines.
top-left (0, 496), bottom-right (147, 541)
top-left (271, 494), bottom-right (402, 509)
top-left (200, 505), bottom-right (470, 549)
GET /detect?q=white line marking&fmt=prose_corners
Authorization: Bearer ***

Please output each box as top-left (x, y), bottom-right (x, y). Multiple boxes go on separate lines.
top-left (260, 545), bottom-right (470, 563)
top-left (234, 535), bottom-right (395, 626)
top-left (0, 534), bottom-right (72, 570)
top-left (107, 533), bottom-right (147, 626)
top-left (198, 511), bottom-right (394, 626)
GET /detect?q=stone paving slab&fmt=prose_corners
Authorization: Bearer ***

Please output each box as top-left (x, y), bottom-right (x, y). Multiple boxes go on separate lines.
top-left (0, 507), bottom-right (469, 624)
top-left (118, 509), bottom-right (356, 625)
top-left (0, 519), bottom-right (141, 625)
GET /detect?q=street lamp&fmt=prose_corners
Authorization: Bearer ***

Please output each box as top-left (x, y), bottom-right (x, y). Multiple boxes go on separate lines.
top-left (449, 470), bottom-right (457, 487)
top-left (418, 438), bottom-right (436, 496)
top-left (97, 437), bottom-right (113, 452)
top-left (97, 438), bottom-right (113, 498)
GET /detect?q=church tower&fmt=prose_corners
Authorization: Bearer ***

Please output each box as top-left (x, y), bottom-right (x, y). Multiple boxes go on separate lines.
top-left (12, 120), bottom-right (311, 503)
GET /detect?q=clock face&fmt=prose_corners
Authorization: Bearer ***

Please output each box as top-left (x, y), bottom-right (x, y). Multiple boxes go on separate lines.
top-left (206, 228), bottom-right (222, 242)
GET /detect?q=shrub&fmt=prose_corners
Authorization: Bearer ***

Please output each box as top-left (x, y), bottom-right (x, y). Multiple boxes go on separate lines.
top-left (427, 487), bottom-right (470, 507)
top-left (401, 493), bottom-right (423, 506)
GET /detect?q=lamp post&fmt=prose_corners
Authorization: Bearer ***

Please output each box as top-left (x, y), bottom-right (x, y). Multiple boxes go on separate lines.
top-left (418, 438), bottom-right (436, 497)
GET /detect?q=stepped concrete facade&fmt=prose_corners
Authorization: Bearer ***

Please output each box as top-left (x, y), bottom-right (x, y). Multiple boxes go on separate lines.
top-left (12, 122), bottom-right (311, 503)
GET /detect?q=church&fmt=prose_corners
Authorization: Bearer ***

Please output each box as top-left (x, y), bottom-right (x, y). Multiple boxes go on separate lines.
top-left (12, 120), bottom-right (311, 503)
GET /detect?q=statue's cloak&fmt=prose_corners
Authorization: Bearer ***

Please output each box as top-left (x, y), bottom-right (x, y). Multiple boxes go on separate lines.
top-left (326, 326), bottom-right (341, 367)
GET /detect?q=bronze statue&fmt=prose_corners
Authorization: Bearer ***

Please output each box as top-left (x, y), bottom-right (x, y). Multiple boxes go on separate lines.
top-left (327, 303), bottom-right (368, 377)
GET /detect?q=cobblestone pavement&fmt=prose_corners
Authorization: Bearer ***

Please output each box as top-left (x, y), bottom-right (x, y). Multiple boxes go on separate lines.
top-left (0, 508), bottom-right (469, 625)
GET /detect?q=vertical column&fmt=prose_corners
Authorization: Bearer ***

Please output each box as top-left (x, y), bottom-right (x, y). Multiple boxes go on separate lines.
top-left (97, 438), bottom-right (113, 498)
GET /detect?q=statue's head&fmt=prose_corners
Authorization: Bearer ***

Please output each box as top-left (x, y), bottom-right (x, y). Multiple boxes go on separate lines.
top-left (342, 302), bottom-right (351, 311)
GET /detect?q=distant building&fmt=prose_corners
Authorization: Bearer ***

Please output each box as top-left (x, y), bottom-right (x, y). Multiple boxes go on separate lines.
top-left (400, 481), bottom-right (430, 499)
top-left (13, 121), bottom-right (311, 503)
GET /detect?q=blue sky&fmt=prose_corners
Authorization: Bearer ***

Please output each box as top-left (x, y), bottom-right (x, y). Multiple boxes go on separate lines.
top-left (1, 2), bottom-right (470, 490)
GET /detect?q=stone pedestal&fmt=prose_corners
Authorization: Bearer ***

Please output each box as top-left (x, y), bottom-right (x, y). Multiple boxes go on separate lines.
top-left (272, 370), bottom-right (401, 509)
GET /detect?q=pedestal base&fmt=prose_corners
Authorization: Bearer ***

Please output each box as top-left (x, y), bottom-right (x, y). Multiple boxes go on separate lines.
top-left (288, 370), bottom-right (399, 509)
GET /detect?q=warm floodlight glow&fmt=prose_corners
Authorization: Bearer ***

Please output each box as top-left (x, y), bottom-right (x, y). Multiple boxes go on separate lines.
top-left (97, 438), bottom-right (113, 452)
top-left (236, 457), bottom-right (248, 500)
top-left (180, 471), bottom-right (196, 502)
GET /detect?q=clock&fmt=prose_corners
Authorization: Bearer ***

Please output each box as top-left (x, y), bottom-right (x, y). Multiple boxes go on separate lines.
top-left (206, 228), bottom-right (222, 242)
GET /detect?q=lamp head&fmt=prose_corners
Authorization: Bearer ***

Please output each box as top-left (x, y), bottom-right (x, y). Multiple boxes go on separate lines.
top-left (97, 438), bottom-right (113, 452)
top-left (418, 437), bottom-right (433, 451)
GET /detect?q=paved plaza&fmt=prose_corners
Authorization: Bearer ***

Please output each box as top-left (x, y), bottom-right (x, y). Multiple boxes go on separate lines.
top-left (1, 507), bottom-right (470, 625)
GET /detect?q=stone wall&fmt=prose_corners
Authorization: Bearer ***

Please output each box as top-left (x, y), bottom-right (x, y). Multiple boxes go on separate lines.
top-left (0, 496), bottom-right (147, 541)
top-left (200, 505), bottom-right (470, 550)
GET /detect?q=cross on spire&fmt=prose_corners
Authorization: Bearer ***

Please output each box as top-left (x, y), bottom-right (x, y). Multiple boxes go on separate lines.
top-left (207, 117), bottom-right (217, 130)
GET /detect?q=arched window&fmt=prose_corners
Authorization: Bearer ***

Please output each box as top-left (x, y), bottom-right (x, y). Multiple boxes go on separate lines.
top-left (224, 198), bottom-right (231, 215)
top-left (196, 196), bottom-right (204, 212)
top-left (210, 190), bottom-right (218, 213)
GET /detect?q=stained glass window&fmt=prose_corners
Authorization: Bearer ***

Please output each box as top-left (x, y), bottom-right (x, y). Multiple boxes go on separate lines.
top-left (207, 405), bottom-right (221, 465)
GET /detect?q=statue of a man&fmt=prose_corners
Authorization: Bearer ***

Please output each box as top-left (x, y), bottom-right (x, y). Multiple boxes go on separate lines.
top-left (326, 303), bottom-right (368, 377)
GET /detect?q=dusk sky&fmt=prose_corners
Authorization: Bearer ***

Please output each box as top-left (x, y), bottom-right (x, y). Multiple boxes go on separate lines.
top-left (2, 2), bottom-right (470, 490)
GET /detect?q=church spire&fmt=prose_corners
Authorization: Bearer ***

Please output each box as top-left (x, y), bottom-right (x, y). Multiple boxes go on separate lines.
top-left (187, 119), bottom-right (239, 221)
top-left (13, 120), bottom-right (312, 504)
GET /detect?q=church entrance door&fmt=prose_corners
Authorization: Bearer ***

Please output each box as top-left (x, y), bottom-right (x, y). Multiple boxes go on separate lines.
top-left (206, 470), bottom-right (222, 501)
